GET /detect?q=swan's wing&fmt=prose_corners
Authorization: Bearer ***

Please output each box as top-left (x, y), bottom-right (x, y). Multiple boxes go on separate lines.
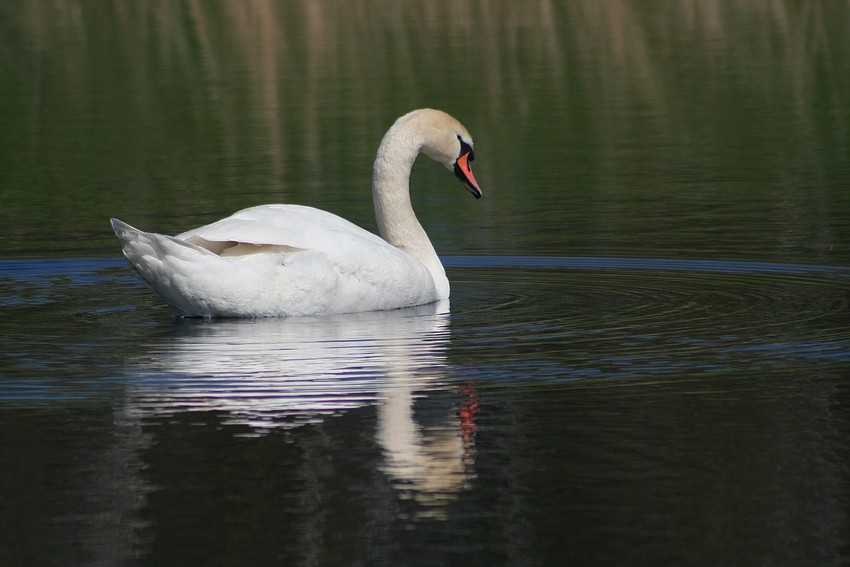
top-left (176, 204), bottom-right (390, 255)
top-left (174, 204), bottom-right (434, 292)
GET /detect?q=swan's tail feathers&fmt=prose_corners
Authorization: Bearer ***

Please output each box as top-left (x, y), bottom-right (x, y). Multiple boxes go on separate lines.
top-left (111, 218), bottom-right (213, 269)
top-left (110, 218), bottom-right (214, 315)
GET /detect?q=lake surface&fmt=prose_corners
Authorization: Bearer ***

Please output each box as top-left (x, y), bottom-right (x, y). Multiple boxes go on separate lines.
top-left (2, 2), bottom-right (850, 565)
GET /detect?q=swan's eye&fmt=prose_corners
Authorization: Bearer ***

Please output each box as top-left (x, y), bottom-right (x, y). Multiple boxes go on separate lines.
top-left (457, 135), bottom-right (475, 161)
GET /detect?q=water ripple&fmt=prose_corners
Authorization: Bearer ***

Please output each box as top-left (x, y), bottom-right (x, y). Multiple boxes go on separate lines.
top-left (447, 256), bottom-right (850, 383)
top-left (2, 255), bottom-right (849, 399)
top-left (443, 255), bottom-right (850, 275)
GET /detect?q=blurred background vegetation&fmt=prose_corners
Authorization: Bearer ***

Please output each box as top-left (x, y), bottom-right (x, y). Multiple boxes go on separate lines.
top-left (1, 1), bottom-right (848, 262)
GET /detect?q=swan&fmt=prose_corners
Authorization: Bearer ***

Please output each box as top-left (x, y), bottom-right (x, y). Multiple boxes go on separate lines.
top-left (110, 108), bottom-right (482, 317)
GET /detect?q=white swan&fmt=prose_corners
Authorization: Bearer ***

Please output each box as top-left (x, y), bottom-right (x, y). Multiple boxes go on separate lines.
top-left (110, 108), bottom-right (482, 317)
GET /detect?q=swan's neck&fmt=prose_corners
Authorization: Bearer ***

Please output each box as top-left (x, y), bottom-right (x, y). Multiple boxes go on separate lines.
top-left (372, 120), bottom-right (449, 298)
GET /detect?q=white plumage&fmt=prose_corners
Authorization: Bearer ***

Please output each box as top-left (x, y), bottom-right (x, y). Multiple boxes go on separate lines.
top-left (111, 109), bottom-right (482, 317)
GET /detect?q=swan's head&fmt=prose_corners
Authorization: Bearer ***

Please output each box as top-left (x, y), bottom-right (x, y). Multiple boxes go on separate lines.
top-left (450, 134), bottom-right (482, 200)
top-left (414, 109), bottom-right (483, 199)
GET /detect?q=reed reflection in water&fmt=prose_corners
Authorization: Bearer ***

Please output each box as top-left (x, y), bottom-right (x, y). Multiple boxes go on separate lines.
top-left (117, 301), bottom-right (475, 519)
top-left (4, 1), bottom-right (848, 263)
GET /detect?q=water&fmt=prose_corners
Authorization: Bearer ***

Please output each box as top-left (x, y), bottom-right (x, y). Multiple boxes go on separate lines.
top-left (3, 2), bottom-right (850, 565)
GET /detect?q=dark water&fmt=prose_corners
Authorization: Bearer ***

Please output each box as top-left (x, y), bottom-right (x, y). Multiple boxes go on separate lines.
top-left (3, 2), bottom-right (850, 565)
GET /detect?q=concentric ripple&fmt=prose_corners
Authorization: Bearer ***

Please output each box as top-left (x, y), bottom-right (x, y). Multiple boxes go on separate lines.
top-left (2, 256), bottom-right (849, 404)
top-left (445, 256), bottom-right (850, 382)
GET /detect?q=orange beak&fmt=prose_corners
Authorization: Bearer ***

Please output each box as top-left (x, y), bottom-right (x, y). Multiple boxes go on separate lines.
top-left (454, 152), bottom-right (482, 199)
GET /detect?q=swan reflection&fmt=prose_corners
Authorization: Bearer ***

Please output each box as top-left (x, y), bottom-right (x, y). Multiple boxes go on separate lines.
top-left (124, 300), bottom-right (476, 515)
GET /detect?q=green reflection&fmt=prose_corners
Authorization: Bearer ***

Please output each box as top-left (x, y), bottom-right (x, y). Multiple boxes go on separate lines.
top-left (1, 1), bottom-right (848, 265)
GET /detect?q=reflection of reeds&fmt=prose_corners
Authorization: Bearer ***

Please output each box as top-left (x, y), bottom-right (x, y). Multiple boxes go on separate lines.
top-left (13, 1), bottom-right (845, 156)
top-left (3, 1), bottom-right (848, 254)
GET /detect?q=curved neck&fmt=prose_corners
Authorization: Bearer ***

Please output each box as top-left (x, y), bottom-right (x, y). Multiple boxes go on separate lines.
top-left (372, 119), bottom-right (448, 297)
